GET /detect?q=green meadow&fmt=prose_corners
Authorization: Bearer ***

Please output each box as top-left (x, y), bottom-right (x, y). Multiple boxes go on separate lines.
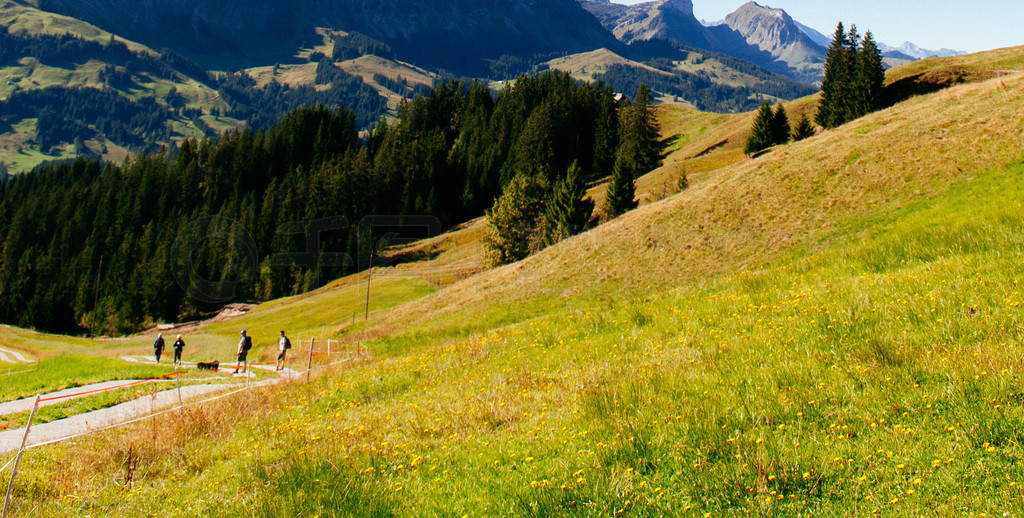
top-left (2, 48), bottom-right (1023, 516)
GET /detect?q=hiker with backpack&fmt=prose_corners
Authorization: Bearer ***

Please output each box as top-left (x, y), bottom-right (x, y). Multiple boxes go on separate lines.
top-left (234, 329), bottom-right (253, 374)
top-left (276, 330), bottom-right (292, 371)
top-left (153, 333), bottom-right (165, 363)
top-left (172, 334), bottom-right (185, 365)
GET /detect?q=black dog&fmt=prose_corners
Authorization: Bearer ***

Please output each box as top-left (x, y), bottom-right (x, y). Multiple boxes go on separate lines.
top-left (196, 360), bottom-right (219, 371)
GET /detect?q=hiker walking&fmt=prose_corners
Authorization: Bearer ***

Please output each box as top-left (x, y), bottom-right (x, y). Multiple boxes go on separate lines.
top-left (153, 333), bottom-right (165, 363)
top-left (276, 330), bottom-right (291, 371)
top-left (172, 334), bottom-right (185, 365)
top-left (234, 329), bottom-right (252, 374)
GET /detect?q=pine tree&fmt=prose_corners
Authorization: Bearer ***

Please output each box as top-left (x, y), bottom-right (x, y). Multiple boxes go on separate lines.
top-left (544, 160), bottom-right (594, 244)
top-left (791, 113), bottom-right (816, 141)
top-left (816, 22), bottom-right (851, 129)
top-left (857, 31), bottom-right (887, 114)
top-left (745, 101), bottom-right (776, 155)
top-left (817, 22), bottom-right (890, 128)
top-left (604, 153), bottom-right (637, 218)
top-left (676, 169), bottom-right (689, 191)
top-left (771, 104), bottom-right (791, 146)
top-left (616, 83), bottom-right (662, 179)
top-left (483, 173), bottom-right (548, 265)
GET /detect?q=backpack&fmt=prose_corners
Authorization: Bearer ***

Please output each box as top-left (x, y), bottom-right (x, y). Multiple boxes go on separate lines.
top-left (284, 337), bottom-right (292, 350)
top-left (242, 335), bottom-right (253, 351)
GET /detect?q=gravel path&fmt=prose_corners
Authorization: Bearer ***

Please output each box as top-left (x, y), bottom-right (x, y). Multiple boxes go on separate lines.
top-left (0, 380), bottom-right (153, 417)
top-left (0, 384), bottom-right (234, 454)
top-left (0, 361), bottom-right (301, 455)
top-left (0, 346), bottom-right (33, 364)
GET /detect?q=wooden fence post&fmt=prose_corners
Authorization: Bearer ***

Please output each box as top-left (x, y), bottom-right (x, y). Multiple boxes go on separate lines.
top-left (3, 394), bottom-right (40, 517)
top-left (306, 338), bottom-right (315, 382)
top-left (175, 370), bottom-right (183, 408)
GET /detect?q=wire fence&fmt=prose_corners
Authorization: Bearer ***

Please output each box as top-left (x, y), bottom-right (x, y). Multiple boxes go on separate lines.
top-left (0, 339), bottom-right (371, 516)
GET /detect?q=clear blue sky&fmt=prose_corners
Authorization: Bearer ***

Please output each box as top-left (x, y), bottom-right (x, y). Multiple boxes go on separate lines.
top-left (614, 0), bottom-right (1023, 53)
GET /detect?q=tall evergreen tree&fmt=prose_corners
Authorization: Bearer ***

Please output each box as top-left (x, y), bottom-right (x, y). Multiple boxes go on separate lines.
top-left (791, 113), bottom-right (816, 141)
top-left (816, 22), bottom-right (851, 129)
top-left (544, 160), bottom-right (594, 244)
top-left (616, 83), bottom-right (662, 179)
top-left (604, 153), bottom-right (637, 218)
top-left (592, 82), bottom-right (620, 178)
top-left (770, 104), bottom-right (791, 146)
top-left (817, 22), bottom-right (890, 128)
top-left (857, 31), bottom-right (887, 114)
top-left (745, 101), bottom-right (776, 155)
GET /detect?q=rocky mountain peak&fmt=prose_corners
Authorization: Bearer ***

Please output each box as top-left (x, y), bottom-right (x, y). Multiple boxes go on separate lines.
top-left (657, 0), bottom-right (694, 17)
top-left (724, 2), bottom-right (800, 44)
top-left (721, 1), bottom-right (825, 81)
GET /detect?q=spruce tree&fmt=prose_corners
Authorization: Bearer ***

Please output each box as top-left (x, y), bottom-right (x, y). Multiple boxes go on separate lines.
top-left (605, 153), bottom-right (637, 218)
top-left (857, 31), bottom-right (887, 114)
top-left (771, 104), bottom-right (791, 146)
top-left (745, 101), bottom-right (776, 155)
top-left (676, 169), bottom-right (689, 191)
top-left (544, 160), bottom-right (594, 244)
top-left (817, 22), bottom-right (890, 128)
top-left (816, 22), bottom-right (850, 129)
top-left (791, 113), bottom-right (816, 141)
top-left (617, 83), bottom-right (663, 178)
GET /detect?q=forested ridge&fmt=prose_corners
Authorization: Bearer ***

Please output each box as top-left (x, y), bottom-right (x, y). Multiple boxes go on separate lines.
top-left (0, 29), bottom-right (389, 159)
top-left (0, 72), bottom-right (626, 335)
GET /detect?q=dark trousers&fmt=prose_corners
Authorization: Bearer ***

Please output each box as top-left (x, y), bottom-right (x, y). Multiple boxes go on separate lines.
top-left (174, 348), bottom-right (183, 363)
top-left (155, 349), bottom-right (162, 362)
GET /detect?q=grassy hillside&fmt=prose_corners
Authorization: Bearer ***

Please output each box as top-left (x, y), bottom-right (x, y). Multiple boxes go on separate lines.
top-left (0, 0), bottom-right (235, 172)
top-left (3, 49), bottom-right (1024, 515)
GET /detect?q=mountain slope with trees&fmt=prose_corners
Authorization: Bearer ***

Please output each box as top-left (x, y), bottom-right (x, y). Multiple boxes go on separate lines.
top-left (5, 47), bottom-right (1024, 517)
top-left (2, 0), bottom-right (822, 172)
top-left (0, 71), bottom-right (632, 335)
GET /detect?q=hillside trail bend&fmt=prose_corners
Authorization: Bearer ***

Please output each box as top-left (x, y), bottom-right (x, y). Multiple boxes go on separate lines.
top-left (0, 359), bottom-right (299, 455)
top-left (0, 346), bottom-right (33, 365)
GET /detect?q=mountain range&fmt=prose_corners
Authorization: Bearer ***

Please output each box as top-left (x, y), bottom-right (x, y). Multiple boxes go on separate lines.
top-left (1, 0), bottom-right (964, 173)
top-left (581, 0), bottom-right (965, 83)
top-left (17, 0), bottom-right (965, 93)
top-left (879, 41), bottom-right (966, 60)
top-left (28, 0), bottom-right (618, 74)
top-left (579, 0), bottom-right (824, 82)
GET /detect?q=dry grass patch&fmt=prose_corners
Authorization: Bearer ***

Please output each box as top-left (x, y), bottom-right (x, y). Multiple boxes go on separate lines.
top-left (545, 48), bottom-right (651, 83)
top-left (0, 0), bottom-right (152, 55)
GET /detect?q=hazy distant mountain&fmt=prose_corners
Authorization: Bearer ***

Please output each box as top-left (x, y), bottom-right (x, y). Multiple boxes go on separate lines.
top-left (793, 20), bottom-right (965, 62)
top-left (880, 41), bottom-right (966, 60)
top-left (32, 0), bottom-right (618, 74)
top-left (794, 20), bottom-right (831, 48)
